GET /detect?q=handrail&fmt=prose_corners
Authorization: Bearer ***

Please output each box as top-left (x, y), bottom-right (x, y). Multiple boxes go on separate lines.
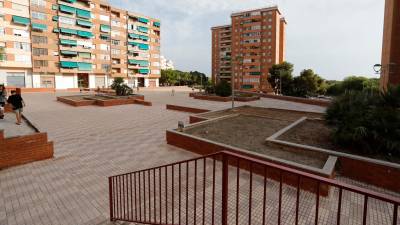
top-left (109, 151), bottom-right (400, 225)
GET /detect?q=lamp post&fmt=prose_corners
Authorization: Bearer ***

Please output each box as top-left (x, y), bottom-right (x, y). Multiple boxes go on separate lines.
top-left (373, 64), bottom-right (382, 74)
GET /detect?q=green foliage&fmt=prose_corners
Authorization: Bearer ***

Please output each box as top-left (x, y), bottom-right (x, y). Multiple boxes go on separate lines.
top-left (325, 86), bottom-right (400, 158)
top-left (268, 61), bottom-right (294, 95)
top-left (291, 69), bottom-right (323, 97)
top-left (160, 69), bottom-right (208, 86)
top-left (215, 80), bottom-right (231, 97)
top-left (326, 76), bottom-right (380, 96)
top-left (111, 77), bottom-right (132, 96)
top-left (0, 47), bottom-right (5, 61)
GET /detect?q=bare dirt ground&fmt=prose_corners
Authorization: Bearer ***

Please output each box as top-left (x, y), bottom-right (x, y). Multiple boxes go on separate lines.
top-left (278, 119), bottom-right (400, 164)
top-left (185, 115), bottom-right (327, 168)
top-left (200, 106), bottom-right (323, 121)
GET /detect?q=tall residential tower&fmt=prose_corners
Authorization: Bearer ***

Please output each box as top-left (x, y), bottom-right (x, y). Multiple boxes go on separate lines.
top-left (0, 0), bottom-right (161, 89)
top-left (212, 6), bottom-right (286, 92)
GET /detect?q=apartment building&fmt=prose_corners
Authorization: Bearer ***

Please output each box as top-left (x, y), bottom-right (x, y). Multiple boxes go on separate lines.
top-left (380, 0), bottom-right (400, 90)
top-left (211, 6), bottom-right (286, 92)
top-left (0, 0), bottom-right (161, 89)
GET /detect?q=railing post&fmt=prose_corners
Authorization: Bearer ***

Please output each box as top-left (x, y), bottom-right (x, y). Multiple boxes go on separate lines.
top-left (109, 177), bottom-right (114, 221)
top-left (221, 153), bottom-right (229, 225)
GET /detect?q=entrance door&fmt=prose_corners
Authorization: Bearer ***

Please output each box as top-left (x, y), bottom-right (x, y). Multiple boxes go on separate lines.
top-left (138, 78), bottom-right (145, 87)
top-left (149, 79), bottom-right (156, 88)
top-left (95, 76), bottom-right (105, 88)
top-left (78, 74), bottom-right (89, 88)
top-left (6, 73), bottom-right (25, 87)
top-left (40, 76), bottom-right (55, 88)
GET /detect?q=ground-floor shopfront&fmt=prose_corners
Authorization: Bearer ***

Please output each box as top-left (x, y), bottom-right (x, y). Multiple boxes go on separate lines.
top-left (0, 71), bottom-right (159, 89)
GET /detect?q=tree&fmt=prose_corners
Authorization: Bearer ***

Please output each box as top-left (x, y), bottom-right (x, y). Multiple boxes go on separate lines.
top-left (111, 77), bottom-right (132, 96)
top-left (268, 61), bottom-right (294, 95)
top-left (292, 69), bottom-right (321, 97)
top-left (325, 86), bottom-right (400, 157)
top-left (215, 80), bottom-right (231, 97)
top-left (326, 77), bottom-right (380, 96)
top-left (0, 47), bottom-right (5, 61)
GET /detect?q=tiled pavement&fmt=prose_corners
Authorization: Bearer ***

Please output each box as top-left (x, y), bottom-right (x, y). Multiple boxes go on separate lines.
top-left (0, 87), bottom-right (397, 225)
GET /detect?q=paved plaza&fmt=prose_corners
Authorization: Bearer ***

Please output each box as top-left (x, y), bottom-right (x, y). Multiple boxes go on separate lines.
top-left (0, 87), bottom-right (397, 225)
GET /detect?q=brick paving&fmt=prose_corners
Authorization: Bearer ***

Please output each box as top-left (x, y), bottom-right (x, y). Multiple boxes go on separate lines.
top-left (0, 87), bottom-right (398, 225)
top-left (0, 114), bottom-right (36, 138)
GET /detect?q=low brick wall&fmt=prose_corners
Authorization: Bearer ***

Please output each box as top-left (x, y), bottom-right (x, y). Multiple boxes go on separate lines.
top-left (57, 95), bottom-right (148, 107)
top-left (0, 130), bottom-right (54, 169)
top-left (193, 95), bottom-right (231, 102)
top-left (166, 130), bottom-right (334, 196)
top-left (57, 97), bottom-right (95, 107)
top-left (133, 99), bottom-right (152, 106)
top-left (189, 115), bottom-right (208, 124)
top-left (96, 98), bottom-right (136, 107)
top-left (6, 87), bottom-right (56, 93)
top-left (235, 96), bottom-right (261, 102)
top-left (166, 104), bottom-right (210, 114)
top-left (338, 157), bottom-right (400, 193)
top-left (237, 91), bottom-right (330, 107)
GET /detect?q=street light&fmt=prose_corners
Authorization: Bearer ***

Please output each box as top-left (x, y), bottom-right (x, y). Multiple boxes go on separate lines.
top-left (373, 64), bottom-right (382, 74)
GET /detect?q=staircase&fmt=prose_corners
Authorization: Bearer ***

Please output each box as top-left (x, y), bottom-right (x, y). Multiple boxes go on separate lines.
top-left (109, 151), bottom-right (399, 225)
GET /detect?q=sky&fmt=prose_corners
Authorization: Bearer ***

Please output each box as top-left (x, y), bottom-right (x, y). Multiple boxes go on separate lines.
top-left (110, 0), bottom-right (385, 81)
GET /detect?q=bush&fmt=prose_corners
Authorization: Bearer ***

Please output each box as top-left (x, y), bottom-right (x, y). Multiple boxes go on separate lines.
top-left (111, 77), bottom-right (133, 96)
top-left (325, 86), bottom-right (400, 158)
top-left (215, 80), bottom-right (231, 97)
top-left (205, 85), bottom-right (215, 94)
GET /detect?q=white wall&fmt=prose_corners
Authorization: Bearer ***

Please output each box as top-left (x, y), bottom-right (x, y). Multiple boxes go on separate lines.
top-left (89, 74), bottom-right (96, 89)
top-left (155, 79), bottom-right (159, 87)
top-left (32, 74), bottom-right (41, 88)
top-left (55, 74), bottom-right (75, 89)
top-left (144, 78), bottom-right (149, 87)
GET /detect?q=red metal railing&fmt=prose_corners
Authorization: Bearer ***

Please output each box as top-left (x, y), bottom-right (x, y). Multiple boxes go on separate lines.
top-left (109, 151), bottom-right (400, 225)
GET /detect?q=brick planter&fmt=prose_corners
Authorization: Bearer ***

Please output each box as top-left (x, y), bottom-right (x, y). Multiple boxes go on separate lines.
top-left (266, 117), bottom-right (400, 193)
top-left (166, 129), bottom-right (336, 196)
top-left (193, 94), bottom-right (231, 102)
top-left (166, 104), bottom-right (210, 113)
top-left (0, 130), bottom-right (54, 169)
top-left (57, 95), bottom-right (149, 107)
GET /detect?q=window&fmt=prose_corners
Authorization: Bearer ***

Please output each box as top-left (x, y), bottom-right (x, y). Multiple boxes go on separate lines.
top-left (99, 44), bottom-right (109, 51)
top-left (14, 42), bottom-right (31, 51)
top-left (99, 15), bottom-right (110, 22)
top-left (111, 49), bottom-right (120, 55)
top-left (33, 48), bottom-right (48, 56)
top-left (13, 29), bottom-right (30, 37)
top-left (59, 16), bottom-right (75, 25)
top-left (0, 1), bottom-right (3, 7)
top-left (15, 55), bottom-right (31, 63)
top-left (31, 11), bottom-right (47, 20)
top-left (0, 27), bottom-right (4, 36)
top-left (111, 39), bottom-right (120, 46)
top-left (111, 30), bottom-right (120, 37)
top-left (111, 20), bottom-right (120, 27)
top-left (30, 0), bottom-right (46, 8)
top-left (101, 64), bottom-right (110, 72)
top-left (33, 60), bottom-right (48, 67)
top-left (32, 35), bottom-right (48, 44)
top-left (152, 54), bottom-right (159, 58)
top-left (7, 73), bottom-right (25, 87)
top-left (12, 3), bottom-right (29, 11)
top-left (98, 54), bottom-right (110, 60)
top-left (152, 70), bottom-right (160, 75)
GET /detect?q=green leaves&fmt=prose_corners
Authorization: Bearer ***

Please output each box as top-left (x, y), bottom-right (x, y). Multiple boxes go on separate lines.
top-left (325, 86), bottom-right (400, 159)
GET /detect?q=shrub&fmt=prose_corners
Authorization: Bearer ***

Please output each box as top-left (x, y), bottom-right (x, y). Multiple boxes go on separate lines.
top-left (205, 85), bottom-right (215, 94)
top-left (111, 77), bottom-right (133, 96)
top-left (215, 80), bottom-right (232, 97)
top-left (325, 86), bottom-right (400, 158)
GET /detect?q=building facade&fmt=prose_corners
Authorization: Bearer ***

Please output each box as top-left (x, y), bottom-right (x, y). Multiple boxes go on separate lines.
top-left (380, 0), bottom-right (400, 90)
top-left (0, 0), bottom-right (161, 89)
top-left (211, 6), bottom-right (286, 92)
top-left (160, 55), bottom-right (174, 70)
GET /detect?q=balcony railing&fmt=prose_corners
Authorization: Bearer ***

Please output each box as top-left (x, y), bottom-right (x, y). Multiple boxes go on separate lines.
top-left (109, 151), bottom-right (399, 225)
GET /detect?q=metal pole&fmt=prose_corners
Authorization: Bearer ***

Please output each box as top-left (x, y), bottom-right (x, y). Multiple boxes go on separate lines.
top-left (279, 70), bottom-right (282, 95)
top-left (231, 73), bottom-right (234, 109)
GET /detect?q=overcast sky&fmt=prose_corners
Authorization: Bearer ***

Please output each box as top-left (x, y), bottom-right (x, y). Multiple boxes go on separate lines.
top-left (110, 0), bottom-right (384, 81)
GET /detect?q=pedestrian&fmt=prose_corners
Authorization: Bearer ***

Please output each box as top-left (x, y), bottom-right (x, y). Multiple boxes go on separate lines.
top-left (7, 90), bottom-right (25, 125)
top-left (171, 88), bottom-right (175, 96)
top-left (0, 85), bottom-right (7, 119)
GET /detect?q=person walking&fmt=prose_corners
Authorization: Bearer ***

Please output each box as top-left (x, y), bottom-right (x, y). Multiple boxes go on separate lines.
top-left (7, 90), bottom-right (25, 125)
top-left (0, 85), bottom-right (7, 119)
